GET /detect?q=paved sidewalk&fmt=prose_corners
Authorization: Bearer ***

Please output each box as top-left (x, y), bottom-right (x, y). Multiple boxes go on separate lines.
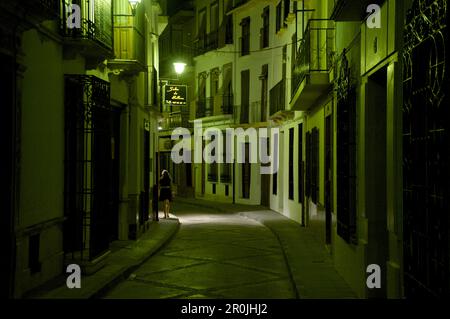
top-left (28, 217), bottom-right (180, 299)
top-left (177, 198), bottom-right (357, 299)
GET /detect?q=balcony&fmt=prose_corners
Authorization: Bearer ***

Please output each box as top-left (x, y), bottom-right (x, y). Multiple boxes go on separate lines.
top-left (290, 19), bottom-right (335, 111)
top-left (160, 103), bottom-right (192, 131)
top-left (221, 94), bottom-right (234, 115)
top-left (61, 0), bottom-right (113, 61)
top-left (270, 79), bottom-right (286, 116)
top-left (331, 0), bottom-right (386, 21)
top-left (160, 112), bottom-right (182, 131)
top-left (220, 171), bottom-right (232, 184)
top-left (109, 12), bottom-right (145, 72)
top-left (207, 171), bottom-right (218, 183)
top-left (196, 98), bottom-right (214, 118)
top-left (194, 31), bottom-right (219, 56)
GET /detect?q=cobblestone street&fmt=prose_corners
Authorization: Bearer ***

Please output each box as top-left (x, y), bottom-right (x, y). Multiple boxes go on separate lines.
top-left (103, 201), bottom-right (355, 299)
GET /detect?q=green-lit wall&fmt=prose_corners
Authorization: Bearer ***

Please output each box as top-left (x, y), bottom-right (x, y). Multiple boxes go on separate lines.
top-left (16, 26), bottom-right (64, 297)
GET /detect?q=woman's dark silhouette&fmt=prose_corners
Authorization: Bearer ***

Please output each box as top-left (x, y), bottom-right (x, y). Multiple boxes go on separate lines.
top-left (159, 170), bottom-right (172, 218)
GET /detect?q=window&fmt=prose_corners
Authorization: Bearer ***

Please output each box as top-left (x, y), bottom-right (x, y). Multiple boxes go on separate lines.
top-left (272, 132), bottom-right (279, 195)
top-left (240, 17), bottom-right (250, 56)
top-left (208, 135), bottom-right (218, 182)
top-left (283, 0), bottom-right (290, 26)
top-left (289, 128), bottom-right (294, 200)
top-left (223, 0), bottom-right (233, 44)
top-left (261, 6), bottom-right (270, 48)
top-left (210, 68), bottom-right (219, 97)
top-left (198, 8), bottom-right (207, 37)
top-left (221, 130), bottom-right (231, 183)
top-left (210, 2), bottom-right (219, 32)
top-left (260, 64), bottom-right (268, 121)
top-left (242, 143), bottom-right (251, 199)
top-left (276, 2), bottom-right (282, 33)
top-left (240, 70), bottom-right (250, 123)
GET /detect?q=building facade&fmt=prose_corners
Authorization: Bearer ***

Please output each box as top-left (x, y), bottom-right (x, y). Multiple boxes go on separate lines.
top-left (189, 0), bottom-right (450, 299)
top-left (0, 0), bottom-right (166, 298)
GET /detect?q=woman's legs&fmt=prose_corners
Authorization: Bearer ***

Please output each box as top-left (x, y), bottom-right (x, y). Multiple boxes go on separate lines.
top-left (164, 199), bottom-right (169, 218)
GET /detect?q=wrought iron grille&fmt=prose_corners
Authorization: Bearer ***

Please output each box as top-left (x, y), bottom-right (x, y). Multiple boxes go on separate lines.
top-left (194, 31), bottom-right (219, 56)
top-left (269, 79), bottom-right (286, 116)
top-left (64, 75), bottom-right (113, 261)
top-left (402, 0), bottom-right (449, 298)
top-left (61, 0), bottom-right (113, 50)
top-left (336, 51), bottom-right (357, 244)
top-left (221, 94), bottom-right (234, 115)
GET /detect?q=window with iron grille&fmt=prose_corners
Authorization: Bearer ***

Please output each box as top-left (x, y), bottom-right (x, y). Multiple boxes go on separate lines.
top-left (402, 0), bottom-right (449, 297)
top-left (64, 75), bottom-right (113, 260)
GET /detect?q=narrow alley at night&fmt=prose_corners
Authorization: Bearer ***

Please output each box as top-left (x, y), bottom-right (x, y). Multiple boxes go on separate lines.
top-left (1, 0), bottom-right (449, 308)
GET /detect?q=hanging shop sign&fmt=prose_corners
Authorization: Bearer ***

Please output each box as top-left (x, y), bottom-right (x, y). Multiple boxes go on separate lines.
top-left (164, 85), bottom-right (187, 106)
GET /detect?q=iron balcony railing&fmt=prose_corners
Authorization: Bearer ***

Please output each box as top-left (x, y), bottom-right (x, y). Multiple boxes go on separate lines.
top-left (196, 98), bottom-right (213, 117)
top-left (61, 0), bottom-right (113, 50)
top-left (220, 171), bottom-right (232, 183)
top-left (221, 94), bottom-right (234, 115)
top-left (270, 79), bottom-right (286, 116)
top-left (161, 112), bottom-right (182, 130)
top-left (161, 104), bottom-right (191, 129)
top-left (208, 172), bottom-right (218, 182)
top-left (194, 31), bottom-right (219, 56)
top-left (291, 19), bottom-right (335, 98)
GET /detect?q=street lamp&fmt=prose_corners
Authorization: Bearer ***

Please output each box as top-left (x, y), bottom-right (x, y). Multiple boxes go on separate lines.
top-left (128, 0), bottom-right (141, 16)
top-left (173, 62), bottom-right (187, 76)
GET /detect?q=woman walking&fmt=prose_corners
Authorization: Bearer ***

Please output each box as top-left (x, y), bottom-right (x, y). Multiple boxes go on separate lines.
top-left (159, 170), bottom-right (172, 219)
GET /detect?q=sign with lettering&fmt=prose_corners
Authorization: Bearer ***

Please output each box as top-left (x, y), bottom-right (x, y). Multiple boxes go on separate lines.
top-left (164, 85), bottom-right (187, 106)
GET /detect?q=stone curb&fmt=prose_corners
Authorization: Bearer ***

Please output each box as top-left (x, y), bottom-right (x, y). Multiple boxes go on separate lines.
top-left (29, 218), bottom-right (180, 299)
